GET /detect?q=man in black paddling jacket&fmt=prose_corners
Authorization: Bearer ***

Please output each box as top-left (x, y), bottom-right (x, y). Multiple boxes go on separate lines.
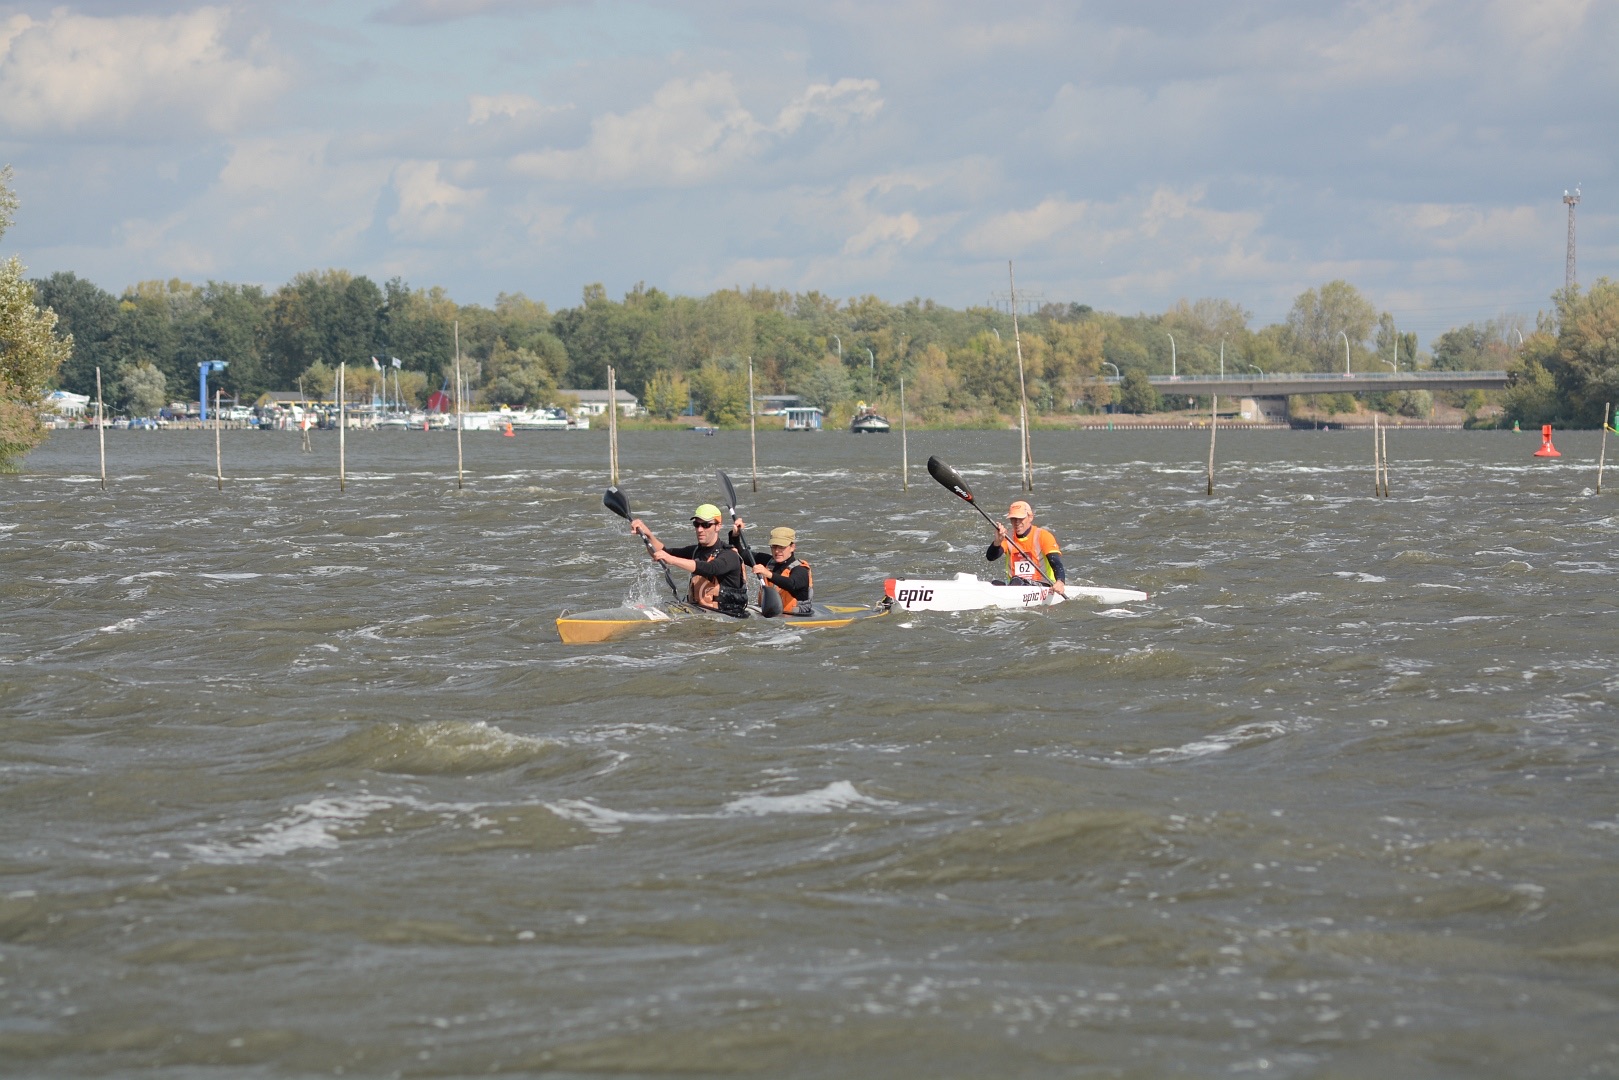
top-left (630, 503), bottom-right (749, 616)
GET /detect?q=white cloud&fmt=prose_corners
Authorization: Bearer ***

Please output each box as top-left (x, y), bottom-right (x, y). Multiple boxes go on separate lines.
top-left (0, 8), bottom-right (284, 137)
top-left (468, 93), bottom-right (559, 125)
top-left (1381, 202), bottom-right (1544, 253)
top-left (388, 161), bottom-right (484, 240)
top-left (771, 78), bottom-right (883, 134)
top-left (964, 197), bottom-right (1090, 254)
top-left (203, 134), bottom-right (393, 263)
top-left (511, 72), bottom-right (883, 188)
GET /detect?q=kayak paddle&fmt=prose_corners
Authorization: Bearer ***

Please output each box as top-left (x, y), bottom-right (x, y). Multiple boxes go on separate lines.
top-left (717, 469), bottom-right (782, 617)
top-left (604, 485), bottom-right (681, 601)
top-left (925, 455), bottom-right (1058, 591)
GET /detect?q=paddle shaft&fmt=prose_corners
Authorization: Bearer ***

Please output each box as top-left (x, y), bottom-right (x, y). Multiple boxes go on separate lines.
top-left (718, 470), bottom-right (781, 617)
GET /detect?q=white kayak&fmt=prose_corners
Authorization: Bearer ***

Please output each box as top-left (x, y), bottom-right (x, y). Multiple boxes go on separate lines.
top-left (883, 572), bottom-right (1147, 612)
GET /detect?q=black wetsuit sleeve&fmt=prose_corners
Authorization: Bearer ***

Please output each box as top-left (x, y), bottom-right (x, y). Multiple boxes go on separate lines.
top-left (664, 544), bottom-right (698, 560)
top-left (1047, 552), bottom-right (1065, 582)
top-left (734, 543), bottom-right (761, 568)
top-left (986, 541), bottom-right (1003, 561)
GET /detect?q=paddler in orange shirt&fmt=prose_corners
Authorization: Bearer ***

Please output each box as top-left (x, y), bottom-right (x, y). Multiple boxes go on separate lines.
top-left (987, 500), bottom-right (1067, 596)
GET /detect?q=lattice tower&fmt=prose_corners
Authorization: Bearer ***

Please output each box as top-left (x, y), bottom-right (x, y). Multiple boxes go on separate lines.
top-left (1564, 187), bottom-right (1581, 289)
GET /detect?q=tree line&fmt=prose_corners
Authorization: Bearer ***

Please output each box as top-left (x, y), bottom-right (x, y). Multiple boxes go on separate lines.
top-left (38, 268), bottom-right (1617, 429)
top-left (14, 243), bottom-right (1619, 444)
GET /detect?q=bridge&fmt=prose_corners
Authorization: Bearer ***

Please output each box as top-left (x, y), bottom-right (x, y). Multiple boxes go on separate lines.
top-left (1110, 370), bottom-right (1510, 396)
top-left (1099, 370), bottom-right (1510, 423)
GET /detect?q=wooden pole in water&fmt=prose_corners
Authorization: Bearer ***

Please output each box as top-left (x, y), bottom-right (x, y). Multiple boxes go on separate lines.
top-left (1206, 392), bottom-right (1217, 495)
top-left (214, 389), bottom-right (223, 491)
top-left (1009, 261), bottom-right (1032, 492)
top-left (338, 363), bottom-right (346, 493)
top-left (453, 321), bottom-right (464, 491)
top-left (602, 365), bottom-right (611, 482)
top-left (748, 357), bottom-right (759, 492)
top-left (298, 376), bottom-right (311, 452)
top-left (1380, 422), bottom-right (1390, 497)
top-left (1598, 402), bottom-right (1610, 495)
top-left (94, 366), bottom-right (106, 490)
top-left (900, 375), bottom-right (909, 491)
top-left (1373, 414), bottom-right (1383, 497)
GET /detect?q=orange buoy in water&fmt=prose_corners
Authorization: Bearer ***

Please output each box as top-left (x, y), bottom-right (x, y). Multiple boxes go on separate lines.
top-left (1533, 424), bottom-right (1561, 457)
top-left (503, 421), bottom-right (514, 437)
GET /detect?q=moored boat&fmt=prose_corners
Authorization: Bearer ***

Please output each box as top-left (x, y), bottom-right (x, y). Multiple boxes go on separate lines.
top-left (557, 600), bottom-right (891, 644)
top-left (883, 573), bottom-right (1147, 612)
top-left (850, 404), bottom-right (891, 433)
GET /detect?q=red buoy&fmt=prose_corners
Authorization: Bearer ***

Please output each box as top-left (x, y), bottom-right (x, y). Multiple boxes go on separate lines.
top-left (1533, 424), bottom-right (1561, 457)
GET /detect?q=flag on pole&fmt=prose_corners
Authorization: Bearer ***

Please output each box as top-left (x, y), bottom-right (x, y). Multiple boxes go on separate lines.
top-left (390, 357), bottom-right (402, 369)
top-left (372, 356), bottom-right (382, 371)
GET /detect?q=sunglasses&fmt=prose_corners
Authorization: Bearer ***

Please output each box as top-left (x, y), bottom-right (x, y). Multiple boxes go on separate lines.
top-left (691, 519), bottom-right (721, 528)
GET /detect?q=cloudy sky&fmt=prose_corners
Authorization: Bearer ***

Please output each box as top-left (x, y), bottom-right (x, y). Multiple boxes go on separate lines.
top-left (1, 0), bottom-right (1614, 345)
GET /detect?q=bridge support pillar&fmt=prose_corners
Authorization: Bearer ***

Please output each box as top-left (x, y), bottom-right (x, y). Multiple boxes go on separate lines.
top-left (1239, 396), bottom-right (1290, 424)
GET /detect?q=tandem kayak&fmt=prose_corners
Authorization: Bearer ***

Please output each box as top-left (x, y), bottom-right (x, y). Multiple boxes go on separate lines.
top-left (883, 573), bottom-right (1148, 612)
top-left (556, 600), bottom-right (892, 644)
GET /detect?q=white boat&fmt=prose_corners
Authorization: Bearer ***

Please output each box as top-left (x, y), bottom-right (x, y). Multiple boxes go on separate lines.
top-left (509, 408), bottom-right (570, 431)
top-left (509, 407), bottom-right (590, 431)
top-left (850, 405), bottom-right (891, 433)
top-left (883, 572), bottom-right (1147, 612)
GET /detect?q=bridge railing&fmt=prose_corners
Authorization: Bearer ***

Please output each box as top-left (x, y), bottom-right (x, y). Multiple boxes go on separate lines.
top-left (1119, 371), bottom-right (1508, 385)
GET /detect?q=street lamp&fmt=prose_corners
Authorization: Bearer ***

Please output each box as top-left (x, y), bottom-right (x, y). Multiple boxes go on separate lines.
top-left (1102, 362), bottom-right (1120, 379)
top-left (1219, 337), bottom-right (1225, 379)
top-left (1247, 363), bottom-right (1264, 376)
top-left (1338, 330), bottom-right (1350, 376)
top-left (1166, 332), bottom-right (1177, 379)
top-left (832, 334), bottom-right (841, 361)
top-left (865, 347), bottom-right (875, 396)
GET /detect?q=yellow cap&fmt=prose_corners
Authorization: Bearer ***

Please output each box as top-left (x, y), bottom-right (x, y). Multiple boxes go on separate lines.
top-left (1007, 500), bottom-right (1033, 520)
top-left (692, 503), bottom-right (723, 523)
top-left (768, 526), bottom-right (796, 546)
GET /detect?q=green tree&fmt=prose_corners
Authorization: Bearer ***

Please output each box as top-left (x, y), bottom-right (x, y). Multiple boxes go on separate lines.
top-left (643, 368), bottom-right (690, 419)
top-left (793, 355), bottom-right (851, 412)
top-left (906, 343), bottom-right (958, 418)
top-left (266, 270), bottom-right (384, 389)
top-left (300, 360), bottom-right (334, 401)
top-left (119, 360), bottom-right (168, 417)
top-left (381, 279), bottom-right (457, 381)
top-left (0, 166), bottom-right (73, 469)
top-left (1117, 368), bottom-right (1159, 414)
top-left (690, 358), bottom-right (749, 425)
top-left (1542, 279), bottom-right (1619, 426)
top-left (1504, 357), bottom-right (1558, 427)
top-left (1286, 281), bottom-right (1377, 371)
top-left (482, 342), bottom-right (559, 407)
top-left (32, 271), bottom-right (118, 397)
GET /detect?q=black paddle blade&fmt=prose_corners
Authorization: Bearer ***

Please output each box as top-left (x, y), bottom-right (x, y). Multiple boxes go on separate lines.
top-left (759, 583), bottom-right (783, 618)
top-left (926, 455), bottom-right (975, 503)
top-left (603, 486), bottom-right (631, 520)
top-left (716, 469), bottom-right (739, 514)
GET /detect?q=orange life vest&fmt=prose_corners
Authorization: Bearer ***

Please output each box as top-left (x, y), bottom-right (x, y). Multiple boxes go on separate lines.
top-left (1004, 526), bottom-right (1059, 583)
top-left (768, 557), bottom-right (812, 615)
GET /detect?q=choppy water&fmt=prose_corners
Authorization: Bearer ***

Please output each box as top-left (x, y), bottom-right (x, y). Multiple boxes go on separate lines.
top-left (3, 427), bottom-right (1617, 1078)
